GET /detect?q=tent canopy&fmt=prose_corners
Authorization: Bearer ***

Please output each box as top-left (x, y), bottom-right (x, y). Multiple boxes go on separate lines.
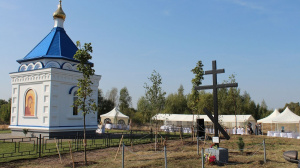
top-left (272, 107), bottom-right (300, 123)
top-left (219, 115), bottom-right (256, 123)
top-left (152, 113), bottom-right (256, 127)
top-left (100, 108), bottom-right (129, 125)
top-left (257, 109), bottom-right (280, 123)
top-left (152, 114), bottom-right (211, 122)
top-left (100, 107), bottom-right (129, 118)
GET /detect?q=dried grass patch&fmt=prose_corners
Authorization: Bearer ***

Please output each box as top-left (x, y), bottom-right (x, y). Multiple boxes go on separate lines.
top-left (0, 125), bottom-right (9, 130)
top-left (1, 135), bottom-right (300, 168)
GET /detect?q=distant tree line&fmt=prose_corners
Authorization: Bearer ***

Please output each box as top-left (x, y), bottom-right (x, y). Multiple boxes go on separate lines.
top-left (97, 60), bottom-right (276, 125)
top-left (279, 102), bottom-right (300, 115)
top-left (1, 61), bottom-right (298, 126)
top-left (0, 99), bottom-right (11, 124)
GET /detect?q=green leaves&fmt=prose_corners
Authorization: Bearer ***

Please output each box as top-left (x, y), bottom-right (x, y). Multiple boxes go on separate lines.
top-left (73, 41), bottom-right (96, 116)
top-left (144, 70), bottom-right (166, 114)
top-left (119, 87), bottom-right (132, 112)
top-left (191, 60), bottom-right (204, 87)
top-left (188, 60), bottom-right (204, 114)
top-left (0, 99), bottom-right (11, 124)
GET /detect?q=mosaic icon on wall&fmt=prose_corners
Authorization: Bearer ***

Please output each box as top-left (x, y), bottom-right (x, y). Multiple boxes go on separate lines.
top-left (25, 89), bottom-right (35, 116)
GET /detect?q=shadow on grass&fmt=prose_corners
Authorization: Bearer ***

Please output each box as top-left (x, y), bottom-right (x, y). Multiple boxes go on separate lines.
top-left (64, 161), bottom-right (98, 167)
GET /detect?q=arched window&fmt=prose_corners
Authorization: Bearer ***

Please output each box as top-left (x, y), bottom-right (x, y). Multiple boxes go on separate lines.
top-left (104, 118), bottom-right (111, 124)
top-left (73, 91), bottom-right (78, 115)
top-left (118, 119), bottom-right (125, 125)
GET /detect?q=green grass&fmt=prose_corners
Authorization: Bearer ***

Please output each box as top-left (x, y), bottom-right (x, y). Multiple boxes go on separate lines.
top-left (0, 129), bottom-right (11, 134)
top-left (0, 131), bottom-right (187, 163)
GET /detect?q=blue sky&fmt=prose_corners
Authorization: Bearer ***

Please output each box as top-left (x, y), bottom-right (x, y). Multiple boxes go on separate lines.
top-left (0, 0), bottom-right (299, 110)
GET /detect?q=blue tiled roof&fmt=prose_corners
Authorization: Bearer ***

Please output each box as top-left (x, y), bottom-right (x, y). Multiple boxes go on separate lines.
top-left (17, 27), bottom-right (78, 63)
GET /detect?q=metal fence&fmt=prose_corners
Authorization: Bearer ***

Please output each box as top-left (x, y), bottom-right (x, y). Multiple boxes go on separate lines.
top-left (0, 130), bottom-right (191, 162)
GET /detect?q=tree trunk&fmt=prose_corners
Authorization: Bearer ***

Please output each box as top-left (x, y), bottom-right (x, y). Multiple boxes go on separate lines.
top-left (84, 113), bottom-right (87, 165)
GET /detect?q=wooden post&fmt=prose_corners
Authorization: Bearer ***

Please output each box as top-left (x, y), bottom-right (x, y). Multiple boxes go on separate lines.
top-left (202, 133), bottom-right (207, 148)
top-left (38, 134), bottom-right (42, 158)
top-left (197, 136), bottom-right (199, 155)
top-left (180, 129), bottom-right (183, 145)
top-left (155, 130), bottom-right (157, 151)
top-left (69, 141), bottom-right (75, 168)
top-left (114, 135), bottom-right (124, 161)
top-left (191, 127), bottom-right (194, 141)
top-left (164, 139), bottom-right (167, 168)
top-left (263, 139), bottom-right (266, 164)
top-left (122, 142), bottom-right (125, 168)
top-left (201, 148), bottom-right (204, 168)
top-left (55, 139), bottom-right (62, 164)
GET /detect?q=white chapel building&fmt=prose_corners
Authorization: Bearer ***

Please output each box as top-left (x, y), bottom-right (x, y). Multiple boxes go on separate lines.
top-left (9, 1), bottom-right (101, 137)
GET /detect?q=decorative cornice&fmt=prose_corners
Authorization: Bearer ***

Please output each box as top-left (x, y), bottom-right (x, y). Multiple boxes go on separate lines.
top-left (10, 68), bottom-right (101, 85)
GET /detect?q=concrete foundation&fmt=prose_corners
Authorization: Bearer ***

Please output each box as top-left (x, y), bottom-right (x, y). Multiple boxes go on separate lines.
top-left (11, 129), bottom-right (97, 138)
top-left (205, 147), bottom-right (228, 164)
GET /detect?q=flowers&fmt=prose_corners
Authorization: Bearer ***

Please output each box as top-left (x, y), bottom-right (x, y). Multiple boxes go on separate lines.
top-left (208, 155), bottom-right (216, 165)
top-left (204, 153), bottom-right (217, 165)
top-left (210, 143), bottom-right (218, 149)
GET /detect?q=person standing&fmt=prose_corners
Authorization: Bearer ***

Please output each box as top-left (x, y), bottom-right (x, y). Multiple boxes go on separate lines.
top-left (258, 123), bottom-right (262, 135)
top-left (255, 123), bottom-right (258, 135)
top-left (248, 122), bottom-right (253, 134)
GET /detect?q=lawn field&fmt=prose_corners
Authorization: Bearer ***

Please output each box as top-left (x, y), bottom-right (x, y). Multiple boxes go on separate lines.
top-left (1, 134), bottom-right (299, 168)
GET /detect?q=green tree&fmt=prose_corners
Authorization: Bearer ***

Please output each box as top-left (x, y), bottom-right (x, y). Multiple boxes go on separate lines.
top-left (164, 85), bottom-right (190, 114)
top-left (219, 74), bottom-right (241, 116)
top-left (187, 60), bottom-right (204, 128)
top-left (119, 87), bottom-right (132, 112)
top-left (144, 70), bottom-right (166, 122)
top-left (280, 102), bottom-right (300, 116)
top-left (0, 99), bottom-right (7, 106)
top-left (106, 87), bottom-right (118, 106)
top-left (73, 41), bottom-right (97, 165)
top-left (187, 60), bottom-right (204, 113)
top-left (196, 91), bottom-right (213, 114)
top-left (0, 99), bottom-right (10, 124)
top-left (137, 96), bottom-right (151, 123)
top-left (259, 99), bottom-right (269, 118)
top-left (97, 89), bottom-right (114, 121)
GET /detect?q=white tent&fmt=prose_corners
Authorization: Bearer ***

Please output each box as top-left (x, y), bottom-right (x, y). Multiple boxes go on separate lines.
top-left (272, 107), bottom-right (300, 123)
top-left (100, 107), bottom-right (129, 125)
top-left (152, 113), bottom-right (256, 129)
top-left (257, 109), bottom-right (281, 133)
top-left (257, 109), bottom-right (280, 123)
top-left (152, 113), bottom-right (212, 127)
top-left (219, 115), bottom-right (256, 129)
top-left (272, 107), bottom-right (300, 132)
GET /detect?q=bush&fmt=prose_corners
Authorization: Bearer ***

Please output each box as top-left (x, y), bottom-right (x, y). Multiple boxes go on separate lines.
top-left (237, 137), bottom-right (245, 153)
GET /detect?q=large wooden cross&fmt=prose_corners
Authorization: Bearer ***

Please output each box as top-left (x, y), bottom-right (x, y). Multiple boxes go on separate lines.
top-left (195, 60), bottom-right (238, 145)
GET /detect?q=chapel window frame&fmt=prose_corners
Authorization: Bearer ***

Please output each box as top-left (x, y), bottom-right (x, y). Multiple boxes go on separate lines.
top-left (73, 91), bottom-right (79, 115)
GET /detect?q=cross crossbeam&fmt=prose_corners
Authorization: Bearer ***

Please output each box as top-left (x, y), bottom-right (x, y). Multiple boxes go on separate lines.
top-left (195, 83), bottom-right (238, 90)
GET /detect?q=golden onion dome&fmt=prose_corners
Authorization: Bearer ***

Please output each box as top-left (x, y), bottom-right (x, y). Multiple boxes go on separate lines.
top-left (53, 0), bottom-right (66, 20)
